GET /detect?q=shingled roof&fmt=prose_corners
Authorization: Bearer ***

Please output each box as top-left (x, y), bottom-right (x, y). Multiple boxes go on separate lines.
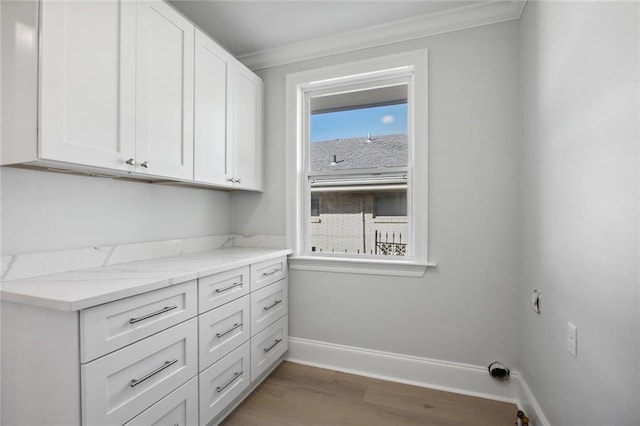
top-left (310, 133), bottom-right (407, 172)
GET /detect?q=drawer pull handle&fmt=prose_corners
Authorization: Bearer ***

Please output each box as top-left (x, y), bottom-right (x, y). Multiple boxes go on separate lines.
top-left (216, 371), bottom-right (243, 393)
top-left (263, 338), bottom-right (283, 353)
top-left (130, 359), bottom-right (178, 388)
top-left (263, 300), bottom-right (282, 311)
top-left (129, 305), bottom-right (178, 324)
top-left (216, 323), bottom-right (243, 338)
top-left (215, 282), bottom-right (242, 294)
top-left (262, 268), bottom-right (281, 277)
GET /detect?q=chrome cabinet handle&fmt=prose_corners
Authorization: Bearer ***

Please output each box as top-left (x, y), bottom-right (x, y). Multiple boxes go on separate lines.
top-left (140, 161), bottom-right (150, 168)
top-left (215, 282), bottom-right (242, 294)
top-left (262, 268), bottom-right (281, 277)
top-left (216, 371), bottom-right (242, 393)
top-left (263, 300), bottom-right (282, 311)
top-left (130, 359), bottom-right (178, 388)
top-left (216, 323), bottom-right (243, 339)
top-left (226, 177), bottom-right (234, 183)
top-left (125, 158), bottom-right (135, 166)
top-left (234, 178), bottom-right (241, 183)
top-left (129, 305), bottom-right (178, 324)
top-left (263, 338), bottom-right (283, 353)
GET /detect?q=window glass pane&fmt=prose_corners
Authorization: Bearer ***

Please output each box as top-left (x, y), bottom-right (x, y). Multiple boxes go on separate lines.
top-left (374, 192), bottom-right (407, 216)
top-left (309, 189), bottom-right (408, 256)
top-left (310, 198), bottom-right (320, 216)
top-left (310, 85), bottom-right (408, 172)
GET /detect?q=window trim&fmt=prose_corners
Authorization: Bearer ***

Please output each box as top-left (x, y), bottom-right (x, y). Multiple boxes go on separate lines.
top-left (285, 50), bottom-right (432, 277)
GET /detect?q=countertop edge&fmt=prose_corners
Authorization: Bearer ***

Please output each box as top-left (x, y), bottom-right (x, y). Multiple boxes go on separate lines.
top-left (1, 248), bottom-right (292, 312)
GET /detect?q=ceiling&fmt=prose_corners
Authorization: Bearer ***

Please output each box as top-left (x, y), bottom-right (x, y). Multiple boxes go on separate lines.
top-left (170, 1), bottom-right (483, 57)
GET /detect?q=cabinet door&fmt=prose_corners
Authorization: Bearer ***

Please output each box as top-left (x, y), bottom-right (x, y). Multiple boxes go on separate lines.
top-left (194, 29), bottom-right (233, 186)
top-left (39, 0), bottom-right (136, 171)
top-left (232, 64), bottom-right (263, 191)
top-left (136, 0), bottom-right (194, 180)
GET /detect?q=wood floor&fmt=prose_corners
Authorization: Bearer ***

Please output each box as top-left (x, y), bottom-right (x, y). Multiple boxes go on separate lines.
top-left (220, 361), bottom-right (517, 425)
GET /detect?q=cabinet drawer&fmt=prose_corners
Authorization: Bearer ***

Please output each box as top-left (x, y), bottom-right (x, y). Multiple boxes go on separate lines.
top-left (81, 281), bottom-right (197, 362)
top-left (199, 341), bottom-right (250, 426)
top-left (199, 266), bottom-right (250, 313)
top-left (82, 318), bottom-right (198, 426)
top-left (251, 315), bottom-right (288, 382)
top-left (250, 257), bottom-right (287, 291)
top-left (124, 376), bottom-right (198, 426)
top-left (251, 278), bottom-right (288, 336)
top-left (199, 295), bottom-right (250, 372)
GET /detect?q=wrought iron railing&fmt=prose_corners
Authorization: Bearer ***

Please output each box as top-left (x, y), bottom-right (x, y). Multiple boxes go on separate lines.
top-left (375, 230), bottom-right (406, 256)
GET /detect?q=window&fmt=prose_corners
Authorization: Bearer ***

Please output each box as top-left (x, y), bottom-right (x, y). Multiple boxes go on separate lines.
top-left (308, 84), bottom-right (409, 257)
top-left (286, 51), bottom-right (430, 276)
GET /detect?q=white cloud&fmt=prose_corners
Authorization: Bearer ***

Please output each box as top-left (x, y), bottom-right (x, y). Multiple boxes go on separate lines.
top-left (381, 115), bottom-right (395, 124)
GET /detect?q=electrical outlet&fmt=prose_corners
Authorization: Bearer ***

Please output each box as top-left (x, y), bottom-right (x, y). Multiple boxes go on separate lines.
top-left (567, 322), bottom-right (577, 358)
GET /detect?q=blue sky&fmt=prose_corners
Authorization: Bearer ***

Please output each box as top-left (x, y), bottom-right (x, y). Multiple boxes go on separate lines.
top-left (311, 103), bottom-right (407, 142)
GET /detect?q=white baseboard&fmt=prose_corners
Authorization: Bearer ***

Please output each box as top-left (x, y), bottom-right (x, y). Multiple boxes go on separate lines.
top-left (516, 373), bottom-right (551, 426)
top-left (287, 337), bottom-right (553, 425)
top-left (286, 337), bottom-right (520, 404)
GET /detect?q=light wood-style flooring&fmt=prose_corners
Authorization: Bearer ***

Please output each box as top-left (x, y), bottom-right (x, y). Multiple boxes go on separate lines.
top-left (220, 361), bottom-right (517, 425)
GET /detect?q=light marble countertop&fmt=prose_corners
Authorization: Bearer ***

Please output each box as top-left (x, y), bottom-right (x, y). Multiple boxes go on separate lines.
top-left (0, 247), bottom-right (291, 311)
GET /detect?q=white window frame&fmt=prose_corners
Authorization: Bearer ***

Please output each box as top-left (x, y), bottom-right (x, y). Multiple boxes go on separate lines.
top-left (285, 50), bottom-right (433, 277)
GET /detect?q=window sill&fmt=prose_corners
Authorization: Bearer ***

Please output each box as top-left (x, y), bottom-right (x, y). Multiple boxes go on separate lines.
top-left (288, 256), bottom-right (436, 277)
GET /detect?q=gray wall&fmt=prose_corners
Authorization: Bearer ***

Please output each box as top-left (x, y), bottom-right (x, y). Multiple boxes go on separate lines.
top-left (518, 1), bottom-right (639, 424)
top-left (233, 22), bottom-right (521, 367)
top-left (1, 167), bottom-right (232, 254)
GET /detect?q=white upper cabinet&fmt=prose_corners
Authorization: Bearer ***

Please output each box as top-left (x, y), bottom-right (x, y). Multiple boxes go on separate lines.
top-left (39, 0), bottom-right (136, 171)
top-left (194, 29), bottom-right (233, 187)
top-left (136, 0), bottom-right (194, 180)
top-left (1, 0), bottom-right (262, 190)
top-left (194, 30), bottom-right (263, 191)
top-left (232, 65), bottom-right (263, 191)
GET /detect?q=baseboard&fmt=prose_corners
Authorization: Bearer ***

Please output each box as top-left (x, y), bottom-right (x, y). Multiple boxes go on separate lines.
top-left (516, 373), bottom-right (551, 426)
top-left (286, 337), bottom-right (520, 405)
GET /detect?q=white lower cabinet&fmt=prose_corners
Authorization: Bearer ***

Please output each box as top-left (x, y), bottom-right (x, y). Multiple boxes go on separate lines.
top-left (196, 256), bottom-right (288, 425)
top-left (124, 376), bottom-right (199, 426)
top-left (199, 342), bottom-right (251, 425)
top-left (198, 266), bottom-right (250, 313)
top-left (81, 280), bottom-right (198, 363)
top-left (251, 278), bottom-right (288, 336)
top-left (82, 318), bottom-right (198, 426)
top-left (199, 295), bottom-right (251, 372)
top-left (0, 252), bottom-right (288, 426)
top-left (251, 316), bottom-right (289, 382)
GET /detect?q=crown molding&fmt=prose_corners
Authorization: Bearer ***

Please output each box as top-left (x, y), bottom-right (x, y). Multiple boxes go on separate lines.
top-left (239, 0), bottom-right (527, 71)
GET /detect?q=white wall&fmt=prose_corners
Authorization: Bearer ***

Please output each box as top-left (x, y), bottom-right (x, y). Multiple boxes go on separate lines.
top-left (1, 167), bottom-right (232, 255)
top-left (518, 1), bottom-right (639, 424)
top-left (233, 22), bottom-right (520, 368)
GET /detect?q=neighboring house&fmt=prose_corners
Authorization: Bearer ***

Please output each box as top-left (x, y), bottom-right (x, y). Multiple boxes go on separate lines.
top-left (309, 133), bottom-right (408, 256)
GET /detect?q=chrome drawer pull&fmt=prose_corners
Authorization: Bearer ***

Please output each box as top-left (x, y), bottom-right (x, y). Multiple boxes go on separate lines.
top-left (216, 371), bottom-right (242, 393)
top-left (215, 282), bottom-right (242, 294)
top-left (262, 268), bottom-right (281, 277)
top-left (216, 323), bottom-right (243, 339)
top-left (130, 359), bottom-right (178, 388)
top-left (129, 305), bottom-right (178, 324)
top-left (263, 338), bottom-right (283, 353)
top-left (263, 300), bottom-right (282, 311)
